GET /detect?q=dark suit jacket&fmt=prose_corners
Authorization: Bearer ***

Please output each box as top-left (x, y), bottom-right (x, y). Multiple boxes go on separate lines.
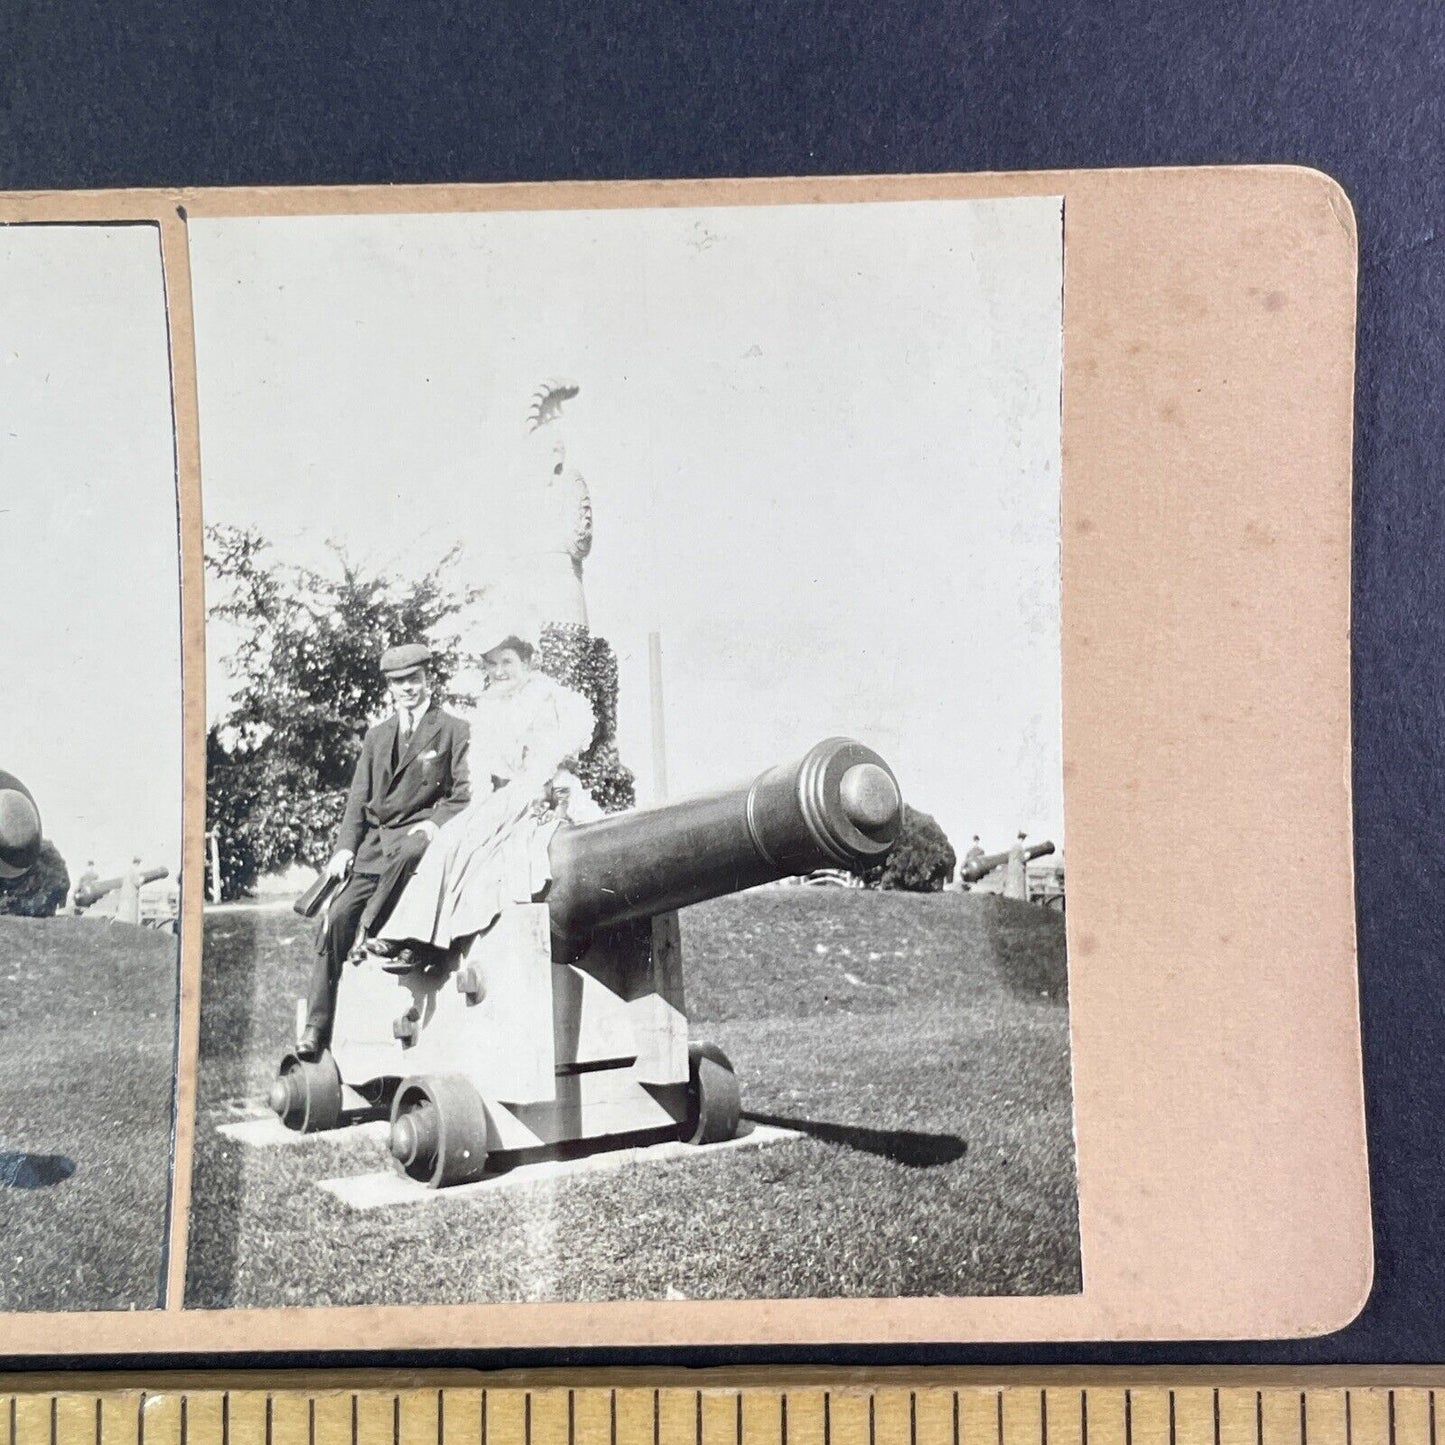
top-left (335, 702), bottom-right (471, 875)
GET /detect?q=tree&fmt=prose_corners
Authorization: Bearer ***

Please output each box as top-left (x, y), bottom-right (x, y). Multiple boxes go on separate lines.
top-left (205, 525), bottom-right (486, 899)
top-left (0, 839), bottom-right (70, 917)
top-left (853, 804), bottom-right (956, 893)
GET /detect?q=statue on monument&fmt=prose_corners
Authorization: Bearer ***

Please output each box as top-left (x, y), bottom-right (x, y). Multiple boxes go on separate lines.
top-left (517, 377), bottom-right (592, 630)
top-left (511, 378), bottom-right (635, 815)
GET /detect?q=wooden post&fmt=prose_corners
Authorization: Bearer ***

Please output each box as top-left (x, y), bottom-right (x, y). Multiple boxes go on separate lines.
top-left (648, 630), bottom-right (669, 803)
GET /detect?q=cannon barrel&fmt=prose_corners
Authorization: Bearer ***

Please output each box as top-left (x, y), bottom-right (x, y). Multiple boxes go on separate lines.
top-left (0, 770), bottom-right (41, 881)
top-left (546, 737), bottom-right (902, 944)
top-left (75, 866), bottom-right (169, 909)
top-left (960, 840), bottom-right (1056, 884)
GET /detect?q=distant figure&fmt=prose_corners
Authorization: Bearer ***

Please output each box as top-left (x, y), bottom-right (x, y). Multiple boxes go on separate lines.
top-left (957, 836), bottom-right (986, 891)
top-left (1004, 832), bottom-right (1029, 902)
top-left (73, 860), bottom-right (99, 914)
top-left (117, 856), bottom-right (144, 924)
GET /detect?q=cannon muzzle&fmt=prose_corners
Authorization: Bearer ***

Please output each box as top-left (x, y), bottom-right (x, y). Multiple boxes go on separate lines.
top-left (960, 840), bottom-right (1056, 884)
top-left (0, 770), bottom-right (41, 881)
top-left (546, 737), bottom-right (901, 945)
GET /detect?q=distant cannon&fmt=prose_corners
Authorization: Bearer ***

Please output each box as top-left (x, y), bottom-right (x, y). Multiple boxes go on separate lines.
top-left (272, 737), bottom-right (903, 1187)
top-left (0, 770), bottom-right (42, 881)
top-left (74, 867), bottom-right (169, 910)
top-left (960, 840), bottom-right (1056, 884)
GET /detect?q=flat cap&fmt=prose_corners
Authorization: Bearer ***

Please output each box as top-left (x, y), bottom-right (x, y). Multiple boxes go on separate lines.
top-left (379, 642), bottom-right (432, 676)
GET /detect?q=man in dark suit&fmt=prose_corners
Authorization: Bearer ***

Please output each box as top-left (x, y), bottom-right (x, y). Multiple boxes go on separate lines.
top-left (298, 642), bottom-right (471, 1060)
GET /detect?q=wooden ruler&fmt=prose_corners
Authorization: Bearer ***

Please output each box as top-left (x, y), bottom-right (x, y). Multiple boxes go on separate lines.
top-left (2, 1380), bottom-right (1443, 1445)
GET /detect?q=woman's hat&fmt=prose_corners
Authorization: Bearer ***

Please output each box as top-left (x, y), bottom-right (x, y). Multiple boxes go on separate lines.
top-left (473, 605), bottom-right (540, 659)
top-left (479, 627), bottom-right (537, 661)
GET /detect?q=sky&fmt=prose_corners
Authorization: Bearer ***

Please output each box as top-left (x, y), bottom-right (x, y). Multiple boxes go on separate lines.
top-left (189, 196), bottom-right (1063, 859)
top-left (0, 224), bottom-right (184, 879)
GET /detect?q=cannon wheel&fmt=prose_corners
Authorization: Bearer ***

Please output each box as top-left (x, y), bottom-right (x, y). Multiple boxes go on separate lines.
top-left (388, 1074), bottom-right (490, 1188)
top-left (683, 1042), bottom-right (741, 1146)
top-left (269, 1049), bottom-right (343, 1133)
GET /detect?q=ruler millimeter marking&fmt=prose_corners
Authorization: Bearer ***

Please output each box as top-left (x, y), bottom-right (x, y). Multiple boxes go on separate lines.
top-left (0, 1389), bottom-right (1435, 1445)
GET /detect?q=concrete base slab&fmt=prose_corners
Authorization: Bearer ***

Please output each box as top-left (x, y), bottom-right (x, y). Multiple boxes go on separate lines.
top-left (217, 1114), bottom-right (389, 1148)
top-left (317, 1122), bottom-right (804, 1210)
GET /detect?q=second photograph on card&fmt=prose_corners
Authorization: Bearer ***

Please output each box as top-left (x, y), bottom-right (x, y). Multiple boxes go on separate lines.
top-left (0, 222), bottom-right (183, 1315)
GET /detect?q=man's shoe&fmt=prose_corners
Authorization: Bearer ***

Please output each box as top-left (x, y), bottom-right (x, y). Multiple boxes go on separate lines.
top-left (296, 1025), bottom-right (324, 1061)
top-left (381, 944), bottom-right (450, 976)
top-left (364, 938), bottom-right (404, 959)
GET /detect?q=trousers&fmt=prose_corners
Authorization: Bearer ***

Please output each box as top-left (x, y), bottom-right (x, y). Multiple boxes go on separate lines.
top-left (304, 830), bottom-right (430, 1038)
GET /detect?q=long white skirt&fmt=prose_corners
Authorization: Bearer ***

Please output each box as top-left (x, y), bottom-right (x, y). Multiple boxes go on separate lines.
top-left (377, 781), bottom-right (561, 950)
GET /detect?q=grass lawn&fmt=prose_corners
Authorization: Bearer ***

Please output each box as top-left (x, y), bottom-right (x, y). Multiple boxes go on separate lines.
top-left (0, 916), bottom-right (178, 1311)
top-left (185, 888), bottom-right (1080, 1307)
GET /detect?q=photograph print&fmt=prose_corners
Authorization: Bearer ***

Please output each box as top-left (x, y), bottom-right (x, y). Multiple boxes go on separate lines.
top-left (0, 223), bottom-right (184, 1312)
top-left (183, 194), bottom-right (1077, 1308)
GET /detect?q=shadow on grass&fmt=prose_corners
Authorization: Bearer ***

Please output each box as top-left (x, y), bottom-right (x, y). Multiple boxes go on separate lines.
top-left (0, 1151), bottom-right (77, 1189)
top-left (185, 908), bottom-right (262, 1307)
top-left (743, 1112), bottom-right (966, 1167)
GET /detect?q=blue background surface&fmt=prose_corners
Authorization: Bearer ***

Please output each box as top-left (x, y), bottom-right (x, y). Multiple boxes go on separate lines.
top-left (2, 0), bottom-right (1442, 1366)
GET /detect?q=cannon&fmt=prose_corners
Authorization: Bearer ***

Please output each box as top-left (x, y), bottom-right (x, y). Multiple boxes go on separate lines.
top-left (959, 839), bottom-right (1056, 884)
top-left (74, 867), bottom-right (169, 910)
top-left (271, 737), bottom-right (902, 1187)
top-left (0, 770), bottom-right (42, 881)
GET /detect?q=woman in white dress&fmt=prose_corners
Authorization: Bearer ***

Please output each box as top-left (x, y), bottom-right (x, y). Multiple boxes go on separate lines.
top-left (367, 630), bottom-right (595, 965)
